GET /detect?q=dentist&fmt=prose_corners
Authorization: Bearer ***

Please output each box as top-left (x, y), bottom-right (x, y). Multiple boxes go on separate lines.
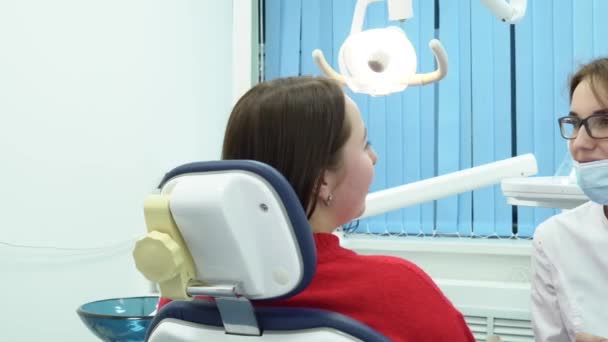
top-left (531, 58), bottom-right (608, 342)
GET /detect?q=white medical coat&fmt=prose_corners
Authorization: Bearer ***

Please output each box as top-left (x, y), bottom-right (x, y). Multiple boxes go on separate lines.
top-left (531, 201), bottom-right (608, 341)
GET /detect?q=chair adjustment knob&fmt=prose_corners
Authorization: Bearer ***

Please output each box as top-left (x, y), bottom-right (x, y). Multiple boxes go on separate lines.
top-left (133, 231), bottom-right (185, 283)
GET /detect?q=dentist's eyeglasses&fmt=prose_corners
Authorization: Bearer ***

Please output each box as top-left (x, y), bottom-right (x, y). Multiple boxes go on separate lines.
top-left (558, 112), bottom-right (608, 140)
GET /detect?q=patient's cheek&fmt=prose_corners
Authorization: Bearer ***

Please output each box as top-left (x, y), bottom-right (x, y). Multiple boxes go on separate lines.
top-left (334, 161), bottom-right (373, 223)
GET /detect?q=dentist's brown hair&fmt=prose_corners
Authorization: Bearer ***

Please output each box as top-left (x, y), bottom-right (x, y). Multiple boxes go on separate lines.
top-left (570, 58), bottom-right (608, 106)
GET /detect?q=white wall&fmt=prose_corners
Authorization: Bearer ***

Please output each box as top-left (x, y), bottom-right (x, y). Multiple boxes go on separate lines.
top-left (0, 0), bottom-right (234, 340)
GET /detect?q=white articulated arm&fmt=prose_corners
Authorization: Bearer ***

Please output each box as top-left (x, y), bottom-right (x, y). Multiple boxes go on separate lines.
top-left (350, 0), bottom-right (384, 34)
top-left (361, 154), bottom-right (538, 218)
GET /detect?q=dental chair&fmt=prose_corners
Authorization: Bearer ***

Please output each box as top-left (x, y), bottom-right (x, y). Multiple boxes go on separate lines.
top-left (133, 160), bottom-right (391, 342)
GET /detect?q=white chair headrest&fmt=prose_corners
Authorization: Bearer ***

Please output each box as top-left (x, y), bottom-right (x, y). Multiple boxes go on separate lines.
top-left (134, 160), bottom-right (316, 301)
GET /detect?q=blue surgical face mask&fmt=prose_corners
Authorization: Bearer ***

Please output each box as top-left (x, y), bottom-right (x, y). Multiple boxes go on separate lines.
top-left (574, 159), bottom-right (608, 205)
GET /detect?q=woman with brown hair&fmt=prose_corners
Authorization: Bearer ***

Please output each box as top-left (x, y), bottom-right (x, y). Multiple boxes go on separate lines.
top-left (159, 76), bottom-right (474, 341)
top-left (531, 58), bottom-right (608, 341)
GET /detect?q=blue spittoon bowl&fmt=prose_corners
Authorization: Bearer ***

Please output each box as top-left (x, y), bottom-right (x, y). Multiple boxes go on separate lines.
top-left (77, 296), bottom-right (159, 342)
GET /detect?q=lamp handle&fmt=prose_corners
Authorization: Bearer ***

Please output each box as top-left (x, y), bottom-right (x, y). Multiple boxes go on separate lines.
top-left (312, 49), bottom-right (346, 85)
top-left (406, 39), bottom-right (448, 86)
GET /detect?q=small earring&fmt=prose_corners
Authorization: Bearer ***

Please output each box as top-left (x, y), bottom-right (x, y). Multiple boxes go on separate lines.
top-left (324, 194), bottom-right (334, 207)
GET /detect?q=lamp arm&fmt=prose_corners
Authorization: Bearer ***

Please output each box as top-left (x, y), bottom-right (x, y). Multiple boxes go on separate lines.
top-left (406, 39), bottom-right (448, 86)
top-left (360, 154), bottom-right (538, 219)
top-left (351, 0), bottom-right (383, 34)
top-left (480, 0), bottom-right (527, 24)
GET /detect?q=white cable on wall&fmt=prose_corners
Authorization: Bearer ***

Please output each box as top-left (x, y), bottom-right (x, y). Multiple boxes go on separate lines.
top-left (0, 237), bottom-right (139, 265)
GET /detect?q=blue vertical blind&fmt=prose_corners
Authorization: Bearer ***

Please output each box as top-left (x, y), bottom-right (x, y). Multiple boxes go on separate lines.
top-left (263, 0), bottom-right (607, 238)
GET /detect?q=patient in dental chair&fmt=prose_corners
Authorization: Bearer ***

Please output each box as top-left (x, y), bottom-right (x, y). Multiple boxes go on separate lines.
top-left (158, 76), bottom-right (475, 342)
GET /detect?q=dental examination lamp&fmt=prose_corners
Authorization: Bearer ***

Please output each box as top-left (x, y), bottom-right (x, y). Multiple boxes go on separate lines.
top-left (313, 0), bottom-right (527, 96)
top-left (313, 0), bottom-right (448, 96)
top-left (361, 154), bottom-right (537, 219)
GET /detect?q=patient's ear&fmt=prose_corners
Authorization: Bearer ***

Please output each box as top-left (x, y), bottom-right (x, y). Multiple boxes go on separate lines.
top-left (317, 169), bottom-right (338, 202)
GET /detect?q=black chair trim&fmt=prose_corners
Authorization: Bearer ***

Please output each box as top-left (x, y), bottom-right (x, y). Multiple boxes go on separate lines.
top-left (146, 299), bottom-right (391, 342)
